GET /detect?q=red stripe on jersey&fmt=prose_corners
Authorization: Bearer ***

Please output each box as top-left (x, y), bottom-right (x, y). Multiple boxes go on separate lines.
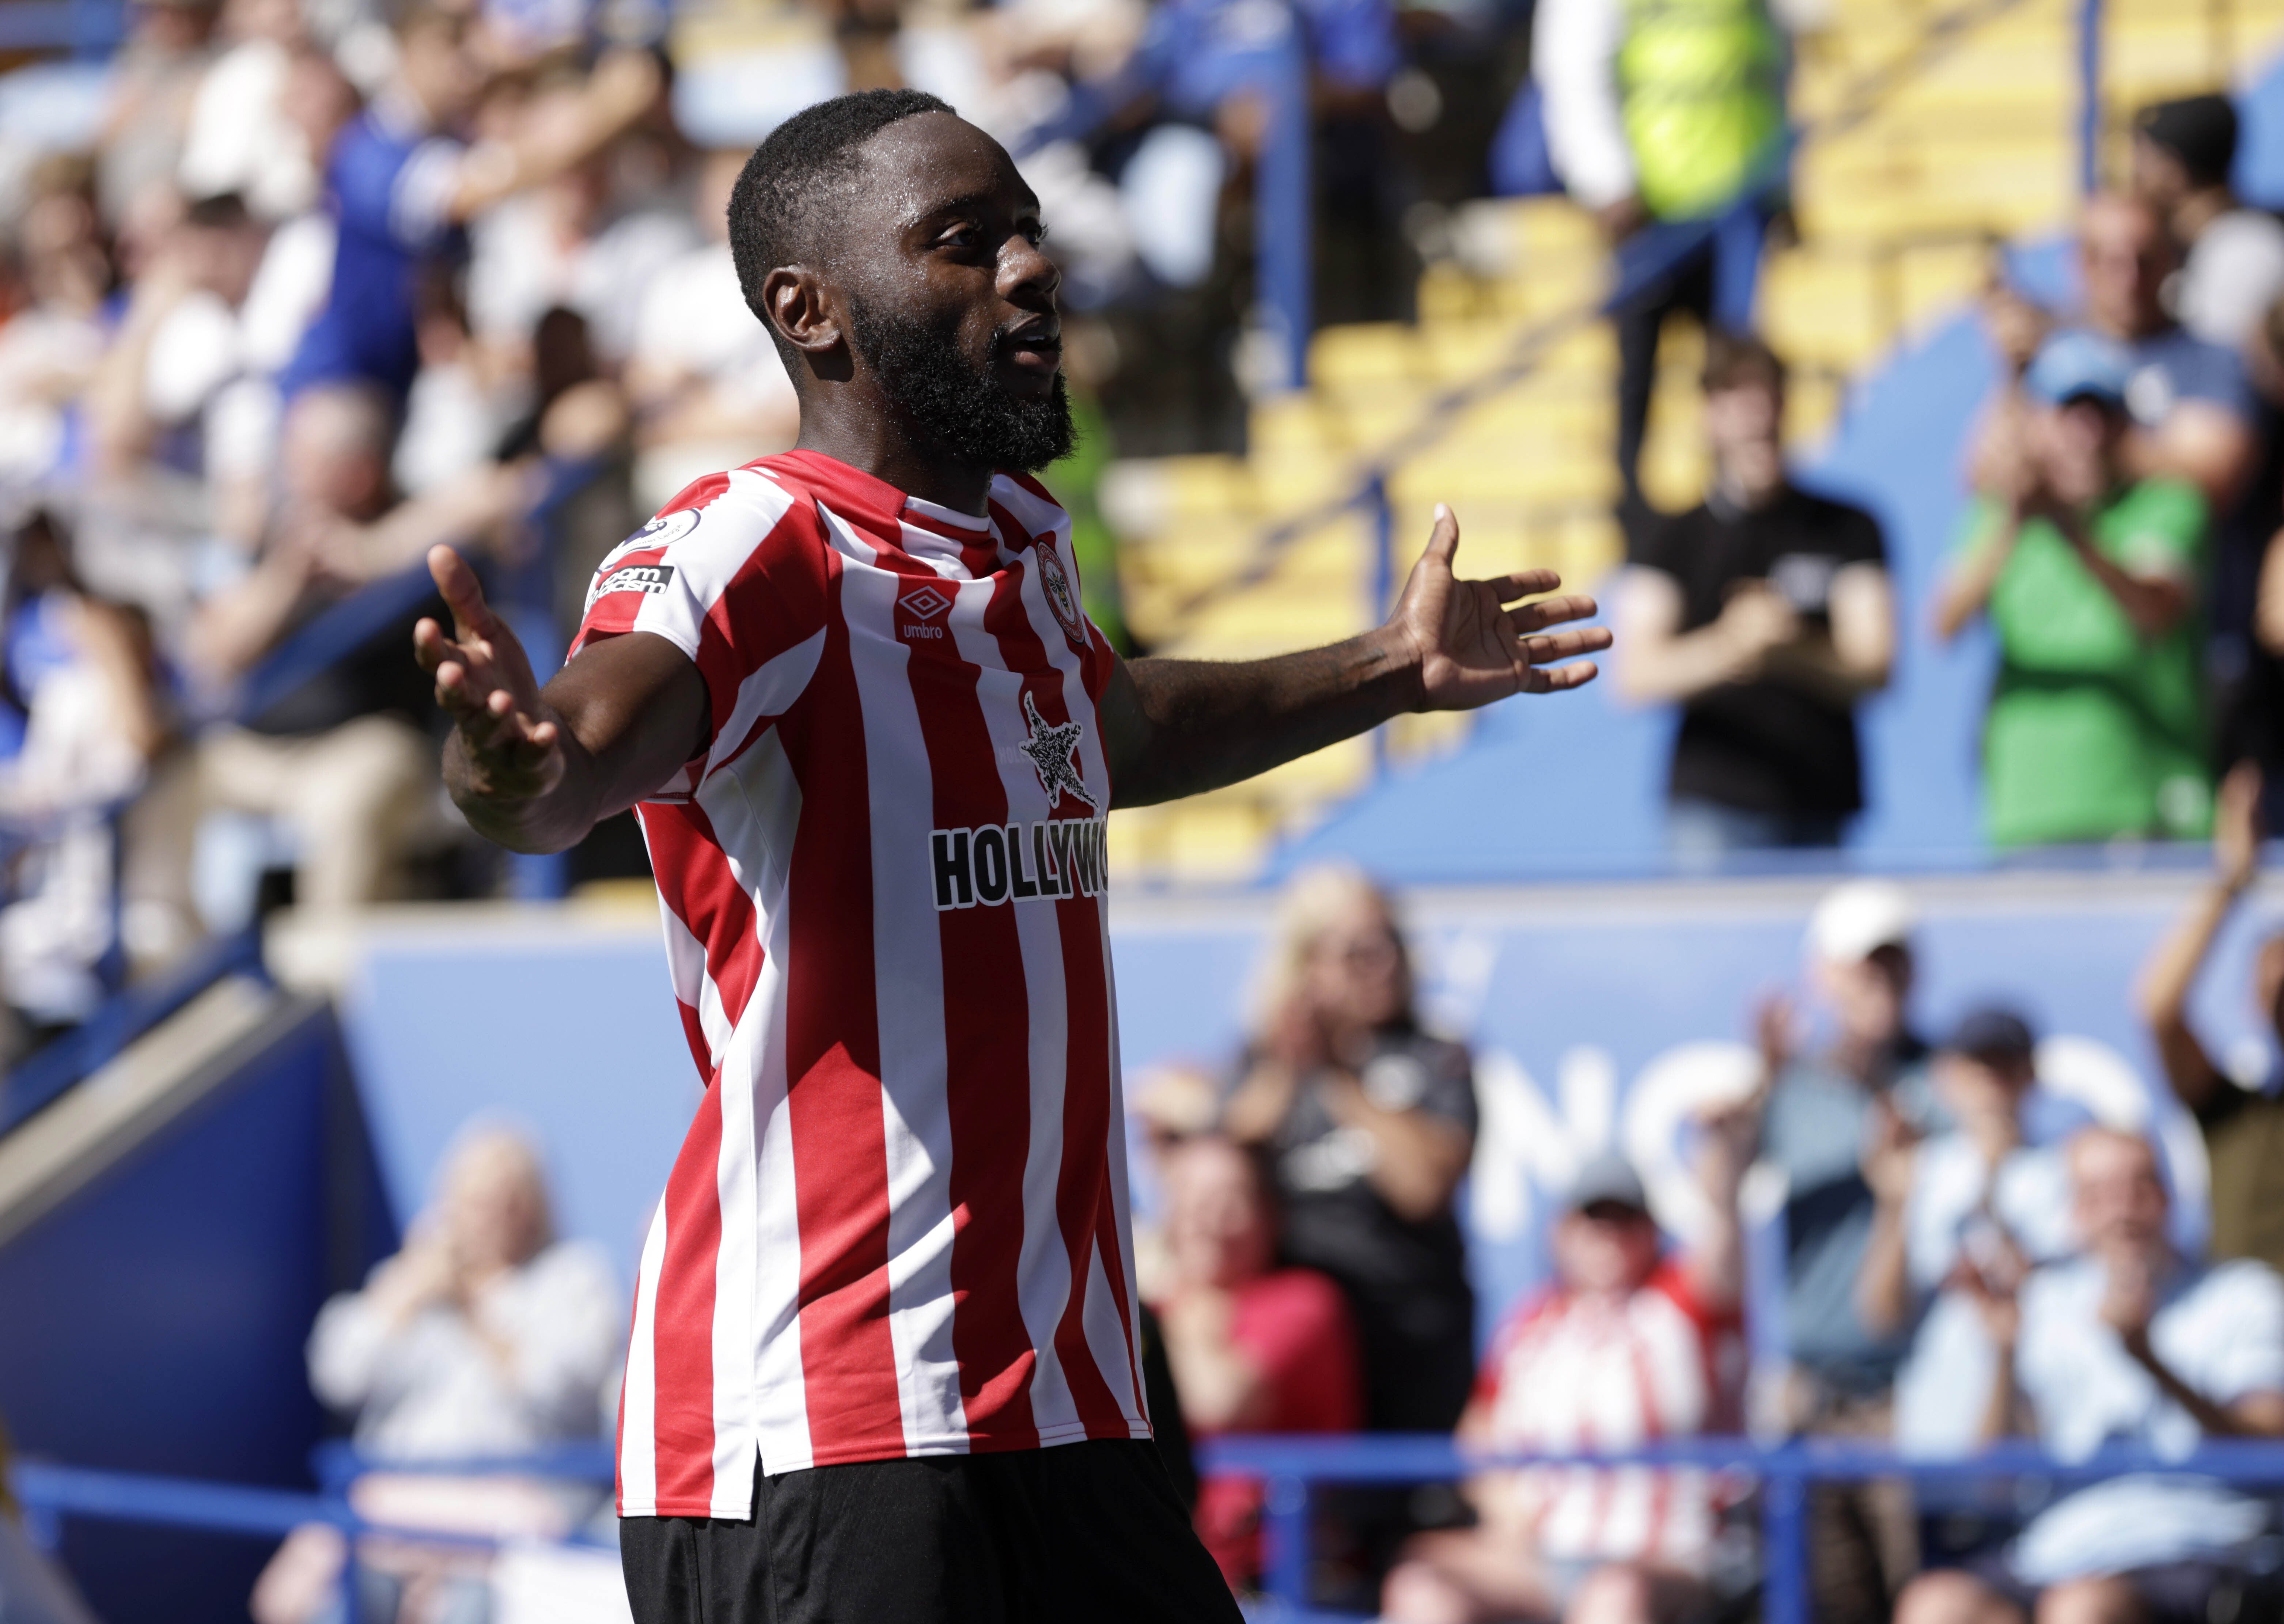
top-left (650, 1081), bottom-right (723, 1509)
top-left (661, 471), bottom-right (733, 516)
top-left (693, 502), bottom-right (832, 749)
top-left (773, 549), bottom-right (905, 1461)
top-left (976, 544), bottom-right (1128, 1435)
top-left (642, 805), bottom-right (767, 1032)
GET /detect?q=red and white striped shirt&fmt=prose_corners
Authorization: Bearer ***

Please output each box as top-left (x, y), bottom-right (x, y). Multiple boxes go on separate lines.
top-left (573, 451), bottom-right (1148, 1518)
top-left (1471, 1261), bottom-right (1744, 1573)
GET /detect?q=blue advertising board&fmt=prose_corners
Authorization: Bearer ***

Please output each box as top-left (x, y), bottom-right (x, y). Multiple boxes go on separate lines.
top-left (327, 870), bottom-right (2284, 1346)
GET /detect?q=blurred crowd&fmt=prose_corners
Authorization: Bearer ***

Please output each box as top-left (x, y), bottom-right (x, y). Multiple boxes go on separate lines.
top-left (1609, 84), bottom-right (2284, 871)
top-left (0, 0), bottom-right (1564, 1065)
top-left (1117, 839), bottom-right (2284, 1622)
top-left (250, 826), bottom-right (2284, 1623)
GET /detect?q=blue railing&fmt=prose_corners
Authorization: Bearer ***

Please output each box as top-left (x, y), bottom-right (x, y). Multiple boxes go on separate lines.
top-left (1202, 1433), bottom-right (2284, 1621)
top-left (20, 1436), bottom-right (2284, 1623)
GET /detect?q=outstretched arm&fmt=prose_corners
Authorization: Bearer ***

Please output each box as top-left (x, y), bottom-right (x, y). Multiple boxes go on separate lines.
top-left (413, 547), bottom-right (709, 854)
top-left (2135, 760), bottom-right (2260, 1113)
top-left (1102, 506), bottom-right (1609, 806)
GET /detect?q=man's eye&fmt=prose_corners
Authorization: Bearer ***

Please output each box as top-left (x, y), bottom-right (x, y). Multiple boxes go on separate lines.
top-left (939, 223), bottom-right (978, 247)
top-left (1025, 222), bottom-right (1049, 246)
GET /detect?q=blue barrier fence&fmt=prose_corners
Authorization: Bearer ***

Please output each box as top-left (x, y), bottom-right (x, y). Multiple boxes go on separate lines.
top-left (20, 1436), bottom-right (2284, 1622)
top-left (1203, 1434), bottom-right (2284, 1621)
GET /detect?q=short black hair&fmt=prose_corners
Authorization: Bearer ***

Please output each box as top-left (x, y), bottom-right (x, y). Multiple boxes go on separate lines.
top-left (728, 90), bottom-right (955, 335)
top-left (2136, 94), bottom-right (2239, 190)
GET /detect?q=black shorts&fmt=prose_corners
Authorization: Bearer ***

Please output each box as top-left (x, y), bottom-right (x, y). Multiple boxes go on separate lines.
top-left (620, 1438), bottom-right (1245, 1624)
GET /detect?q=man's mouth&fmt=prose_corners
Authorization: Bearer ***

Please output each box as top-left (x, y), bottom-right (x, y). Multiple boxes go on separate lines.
top-left (1000, 320), bottom-right (1063, 367)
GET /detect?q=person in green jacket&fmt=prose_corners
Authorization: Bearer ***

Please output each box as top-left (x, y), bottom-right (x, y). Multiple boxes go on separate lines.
top-left (1936, 331), bottom-right (2213, 847)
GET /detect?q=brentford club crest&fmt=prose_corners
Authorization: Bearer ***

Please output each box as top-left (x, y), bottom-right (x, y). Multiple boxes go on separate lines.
top-left (1033, 540), bottom-right (1088, 650)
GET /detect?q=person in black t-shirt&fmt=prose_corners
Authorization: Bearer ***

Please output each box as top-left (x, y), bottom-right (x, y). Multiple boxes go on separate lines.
top-left (1617, 333), bottom-right (1896, 866)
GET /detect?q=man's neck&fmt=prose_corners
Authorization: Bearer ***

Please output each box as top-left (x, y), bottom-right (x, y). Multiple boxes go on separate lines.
top-left (794, 411), bottom-right (994, 516)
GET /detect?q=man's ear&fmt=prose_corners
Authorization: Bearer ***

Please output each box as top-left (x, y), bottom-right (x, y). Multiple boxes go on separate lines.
top-left (764, 267), bottom-right (850, 382)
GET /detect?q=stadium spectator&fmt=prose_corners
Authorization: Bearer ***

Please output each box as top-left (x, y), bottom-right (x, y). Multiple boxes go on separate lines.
top-left (134, 381), bottom-right (538, 925)
top-left (2136, 761), bottom-right (2284, 1274)
top-left (1755, 879), bottom-right (1934, 1624)
top-left (1529, 0), bottom-right (1786, 547)
top-left (1892, 1127), bottom-right (2284, 1624)
top-left (252, 1124), bottom-right (621, 1624)
top-left (1616, 333), bottom-right (1895, 865)
top-left (1378, 1128), bottom-right (1750, 1624)
top-left (2132, 94), bottom-right (2284, 353)
top-left (1868, 1010), bottom-right (2076, 1456)
top-left (177, 0), bottom-right (322, 222)
top-left (624, 147), bottom-right (801, 513)
top-left (1936, 331), bottom-right (2213, 847)
top-left (95, 0), bottom-right (219, 228)
top-left (0, 511), bottom-right (168, 1046)
top-left (279, 7), bottom-right (661, 401)
top-left (1977, 194), bottom-right (2257, 515)
top-left (1222, 863), bottom-right (1478, 1434)
top-left (1155, 1134), bottom-right (1362, 1591)
top-left (0, 159), bottom-right (111, 493)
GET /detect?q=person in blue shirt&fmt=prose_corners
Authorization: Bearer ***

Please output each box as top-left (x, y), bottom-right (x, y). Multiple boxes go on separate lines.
top-left (1977, 194), bottom-right (2259, 518)
top-left (281, 6), bottom-right (662, 401)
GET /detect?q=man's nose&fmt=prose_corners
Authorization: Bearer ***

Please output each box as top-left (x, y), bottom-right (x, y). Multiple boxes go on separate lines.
top-left (1002, 232), bottom-right (1060, 307)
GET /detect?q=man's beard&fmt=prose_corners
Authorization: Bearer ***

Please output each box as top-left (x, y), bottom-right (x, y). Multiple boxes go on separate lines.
top-left (847, 295), bottom-right (1076, 473)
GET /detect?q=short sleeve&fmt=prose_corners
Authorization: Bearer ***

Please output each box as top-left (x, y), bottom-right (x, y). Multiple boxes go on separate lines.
top-left (2196, 1261), bottom-right (2284, 1403)
top-left (571, 465), bottom-right (833, 799)
top-left (1903, 1146), bottom-right (1967, 1294)
top-left (331, 122), bottom-right (462, 251)
top-left (1834, 503), bottom-right (1888, 569)
top-left (1361, 1035), bottom-right (1476, 1136)
top-left (2166, 339), bottom-right (2258, 422)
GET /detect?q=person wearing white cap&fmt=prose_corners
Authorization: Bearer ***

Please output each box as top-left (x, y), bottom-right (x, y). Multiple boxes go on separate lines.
top-left (1751, 879), bottom-right (1938, 1624)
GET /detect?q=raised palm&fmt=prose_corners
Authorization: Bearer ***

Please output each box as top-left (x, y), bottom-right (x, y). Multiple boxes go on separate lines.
top-left (1392, 505), bottom-right (1611, 710)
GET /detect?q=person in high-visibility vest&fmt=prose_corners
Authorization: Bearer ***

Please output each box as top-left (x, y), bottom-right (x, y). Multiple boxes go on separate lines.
top-left (1531, 0), bottom-right (1788, 553)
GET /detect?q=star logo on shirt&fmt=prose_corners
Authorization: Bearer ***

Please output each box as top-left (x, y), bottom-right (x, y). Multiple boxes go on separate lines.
top-left (1019, 691), bottom-right (1097, 812)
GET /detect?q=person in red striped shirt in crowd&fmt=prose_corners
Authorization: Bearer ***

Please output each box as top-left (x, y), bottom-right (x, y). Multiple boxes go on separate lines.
top-left (1154, 1133), bottom-right (1363, 1590)
top-left (1380, 1105), bottom-right (1756, 1624)
top-left (412, 88), bottom-right (1609, 1624)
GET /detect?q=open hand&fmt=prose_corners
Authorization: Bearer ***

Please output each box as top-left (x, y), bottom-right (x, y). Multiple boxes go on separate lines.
top-left (413, 545), bottom-right (564, 802)
top-left (1393, 505), bottom-right (1611, 711)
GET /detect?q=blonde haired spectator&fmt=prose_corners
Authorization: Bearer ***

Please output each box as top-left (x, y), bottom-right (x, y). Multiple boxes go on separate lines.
top-left (1223, 863), bottom-right (1477, 1433)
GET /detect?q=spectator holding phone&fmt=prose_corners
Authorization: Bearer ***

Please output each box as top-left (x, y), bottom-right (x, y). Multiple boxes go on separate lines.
top-left (1616, 333), bottom-right (1895, 866)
